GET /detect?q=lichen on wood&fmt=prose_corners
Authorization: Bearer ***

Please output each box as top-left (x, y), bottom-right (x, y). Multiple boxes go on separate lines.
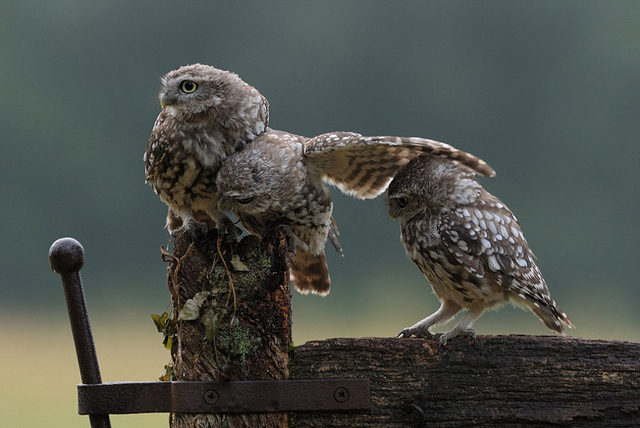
top-left (165, 230), bottom-right (292, 428)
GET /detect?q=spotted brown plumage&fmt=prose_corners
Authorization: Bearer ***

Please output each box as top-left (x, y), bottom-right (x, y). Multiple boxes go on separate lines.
top-left (144, 64), bottom-right (268, 237)
top-left (217, 131), bottom-right (495, 295)
top-left (387, 155), bottom-right (573, 346)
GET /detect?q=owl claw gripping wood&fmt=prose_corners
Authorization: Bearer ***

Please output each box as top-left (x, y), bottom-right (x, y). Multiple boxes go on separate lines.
top-left (388, 155), bottom-right (573, 346)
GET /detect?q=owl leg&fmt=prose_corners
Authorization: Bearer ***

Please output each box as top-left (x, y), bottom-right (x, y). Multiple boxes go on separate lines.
top-left (438, 307), bottom-right (484, 348)
top-left (168, 209), bottom-right (210, 240)
top-left (215, 214), bottom-right (242, 244)
top-left (166, 209), bottom-right (218, 236)
top-left (165, 208), bottom-right (183, 234)
top-left (205, 206), bottom-right (241, 244)
top-left (398, 300), bottom-right (462, 339)
top-left (261, 223), bottom-right (297, 255)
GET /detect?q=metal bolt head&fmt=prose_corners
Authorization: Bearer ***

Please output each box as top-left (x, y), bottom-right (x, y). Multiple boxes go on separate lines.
top-left (204, 390), bottom-right (219, 404)
top-left (334, 387), bottom-right (349, 403)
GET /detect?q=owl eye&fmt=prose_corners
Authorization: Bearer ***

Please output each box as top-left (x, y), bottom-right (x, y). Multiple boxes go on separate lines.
top-left (235, 196), bottom-right (254, 204)
top-left (395, 196), bottom-right (409, 208)
top-left (180, 80), bottom-right (198, 93)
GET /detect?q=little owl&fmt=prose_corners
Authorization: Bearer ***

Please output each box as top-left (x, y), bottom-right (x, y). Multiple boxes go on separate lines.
top-left (144, 64), bottom-right (268, 239)
top-left (387, 155), bottom-right (573, 346)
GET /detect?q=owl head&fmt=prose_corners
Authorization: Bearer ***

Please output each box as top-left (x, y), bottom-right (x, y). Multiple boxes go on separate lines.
top-left (159, 63), bottom-right (269, 129)
top-left (216, 163), bottom-right (277, 217)
top-left (216, 136), bottom-right (305, 217)
top-left (387, 155), bottom-right (481, 221)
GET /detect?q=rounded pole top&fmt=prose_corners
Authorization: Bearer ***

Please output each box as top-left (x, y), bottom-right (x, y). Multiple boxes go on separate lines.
top-left (49, 237), bottom-right (85, 274)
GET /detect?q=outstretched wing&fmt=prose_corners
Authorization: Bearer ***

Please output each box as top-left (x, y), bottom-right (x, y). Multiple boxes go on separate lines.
top-left (304, 132), bottom-right (495, 199)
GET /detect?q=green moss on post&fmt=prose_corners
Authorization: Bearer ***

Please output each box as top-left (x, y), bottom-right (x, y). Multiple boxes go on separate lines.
top-left (167, 231), bottom-right (292, 428)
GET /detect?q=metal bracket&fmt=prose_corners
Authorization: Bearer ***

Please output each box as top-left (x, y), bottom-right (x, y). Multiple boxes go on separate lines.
top-left (50, 238), bottom-right (370, 427)
top-left (78, 379), bottom-right (370, 414)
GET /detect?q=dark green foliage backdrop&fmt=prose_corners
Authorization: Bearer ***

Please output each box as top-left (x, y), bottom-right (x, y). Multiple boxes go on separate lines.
top-left (2, 1), bottom-right (639, 341)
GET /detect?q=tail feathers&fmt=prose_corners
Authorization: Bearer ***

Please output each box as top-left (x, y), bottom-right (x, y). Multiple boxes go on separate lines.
top-left (328, 215), bottom-right (344, 257)
top-left (518, 293), bottom-right (574, 335)
top-left (289, 251), bottom-right (331, 296)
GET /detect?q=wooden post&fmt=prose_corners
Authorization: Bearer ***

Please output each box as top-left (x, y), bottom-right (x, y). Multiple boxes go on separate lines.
top-left (292, 336), bottom-right (640, 427)
top-left (166, 231), bottom-right (291, 428)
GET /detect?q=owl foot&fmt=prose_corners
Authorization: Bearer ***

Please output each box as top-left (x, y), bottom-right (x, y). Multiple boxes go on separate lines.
top-left (216, 217), bottom-right (242, 244)
top-left (397, 327), bottom-right (436, 339)
top-left (438, 327), bottom-right (476, 350)
top-left (171, 221), bottom-right (210, 241)
top-left (263, 224), bottom-right (296, 255)
top-left (190, 222), bottom-right (210, 240)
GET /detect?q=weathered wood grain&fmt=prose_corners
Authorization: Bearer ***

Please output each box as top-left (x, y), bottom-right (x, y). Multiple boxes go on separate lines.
top-left (293, 336), bottom-right (640, 427)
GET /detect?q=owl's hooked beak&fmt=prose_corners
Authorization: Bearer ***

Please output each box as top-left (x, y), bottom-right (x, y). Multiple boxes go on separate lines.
top-left (159, 92), bottom-right (175, 109)
top-left (160, 92), bottom-right (171, 109)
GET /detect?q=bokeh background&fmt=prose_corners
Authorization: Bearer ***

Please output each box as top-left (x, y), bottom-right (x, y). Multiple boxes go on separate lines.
top-left (2, 1), bottom-right (639, 426)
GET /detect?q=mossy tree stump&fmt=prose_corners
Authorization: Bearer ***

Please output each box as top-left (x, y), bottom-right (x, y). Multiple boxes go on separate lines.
top-left (165, 231), bottom-right (291, 428)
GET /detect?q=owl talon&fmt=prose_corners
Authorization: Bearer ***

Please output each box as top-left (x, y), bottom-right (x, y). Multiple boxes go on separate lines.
top-left (216, 219), bottom-right (241, 244)
top-left (188, 222), bottom-right (210, 241)
top-left (264, 224), bottom-right (296, 255)
top-left (466, 328), bottom-right (477, 343)
top-left (397, 327), bottom-right (435, 339)
top-left (170, 221), bottom-right (209, 241)
top-left (438, 335), bottom-right (448, 351)
top-left (397, 329), bottom-right (410, 338)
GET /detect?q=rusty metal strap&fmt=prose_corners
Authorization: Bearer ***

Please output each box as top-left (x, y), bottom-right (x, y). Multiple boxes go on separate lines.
top-left (78, 379), bottom-right (370, 415)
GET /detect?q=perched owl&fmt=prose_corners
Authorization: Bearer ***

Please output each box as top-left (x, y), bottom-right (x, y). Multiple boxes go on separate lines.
top-left (217, 131), bottom-right (495, 296)
top-left (144, 64), bottom-right (269, 238)
top-left (387, 155), bottom-right (573, 346)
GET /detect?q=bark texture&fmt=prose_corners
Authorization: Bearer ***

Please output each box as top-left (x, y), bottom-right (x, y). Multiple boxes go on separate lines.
top-left (167, 231), bottom-right (291, 428)
top-left (292, 336), bottom-right (640, 427)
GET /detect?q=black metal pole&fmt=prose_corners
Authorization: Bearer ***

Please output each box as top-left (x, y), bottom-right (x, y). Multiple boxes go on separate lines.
top-left (49, 237), bottom-right (112, 428)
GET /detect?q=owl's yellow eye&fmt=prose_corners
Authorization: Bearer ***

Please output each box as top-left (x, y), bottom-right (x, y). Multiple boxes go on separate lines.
top-left (180, 80), bottom-right (198, 93)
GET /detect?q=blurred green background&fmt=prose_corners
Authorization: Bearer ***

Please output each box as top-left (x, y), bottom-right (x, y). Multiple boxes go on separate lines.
top-left (2, 1), bottom-right (639, 427)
